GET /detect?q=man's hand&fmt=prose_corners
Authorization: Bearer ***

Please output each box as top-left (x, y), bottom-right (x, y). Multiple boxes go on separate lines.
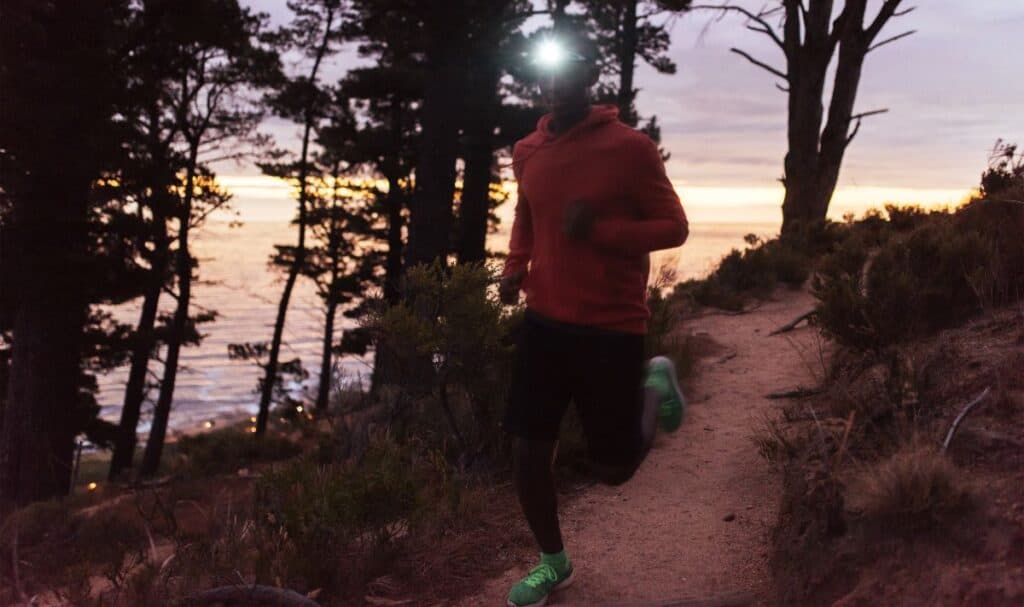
top-left (500, 269), bottom-right (527, 305)
top-left (563, 200), bottom-right (596, 241)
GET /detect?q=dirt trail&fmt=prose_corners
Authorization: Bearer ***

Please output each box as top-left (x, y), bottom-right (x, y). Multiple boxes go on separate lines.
top-left (463, 289), bottom-right (822, 606)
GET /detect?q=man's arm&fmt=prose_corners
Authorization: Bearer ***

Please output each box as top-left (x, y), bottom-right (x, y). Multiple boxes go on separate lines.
top-left (504, 188), bottom-right (533, 278)
top-left (589, 137), bottom-right (688, 256)
top-left (500, 187), bottom-right (532, 304)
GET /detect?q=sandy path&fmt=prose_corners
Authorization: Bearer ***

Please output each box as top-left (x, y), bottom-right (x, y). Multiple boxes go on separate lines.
top-left (461, 289), bottom-right (821, 606)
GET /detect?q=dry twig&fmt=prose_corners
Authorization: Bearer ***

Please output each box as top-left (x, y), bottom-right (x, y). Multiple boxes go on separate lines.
top-left (768, 310), bottom-right (816, 336)
top-left (941, 387), bottom-right (992, 453)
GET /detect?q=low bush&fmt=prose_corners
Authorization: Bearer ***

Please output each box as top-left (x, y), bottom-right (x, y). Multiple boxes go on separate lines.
top-left (646, 283), bottom-right (698, 380)
top-left (813, 200), bottom-right (1024, 350)
top-left (247, 441), bottom-right (423, 597)
top-left (674, 234), bottom-right (812, 311)
top-left (175, 427), bottom-right (301, 476)
top-left (0, 499), bottom-right (151, 605)
top-left (849, 445), bottom-right (968, 531)
top-left (367, 262), bottom-right (517, 463)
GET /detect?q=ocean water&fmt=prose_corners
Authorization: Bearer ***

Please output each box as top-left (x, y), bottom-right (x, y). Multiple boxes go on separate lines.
top-left (97, 217), bottom-right (778, 432)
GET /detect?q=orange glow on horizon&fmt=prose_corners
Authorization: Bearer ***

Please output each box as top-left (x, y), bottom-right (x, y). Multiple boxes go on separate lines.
top-left (213, 174), bottom-right (972, 227)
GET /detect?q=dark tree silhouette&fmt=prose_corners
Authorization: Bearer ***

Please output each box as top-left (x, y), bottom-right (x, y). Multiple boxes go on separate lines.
top-left (0, 0), bottom-right (130, 505)
top-left (299, 168), bottom-right (381, 413)
top-left (696, 0), bottom-right (915, 238)
top-left (345, 2), bottom-right (428, 302)
top-left (139, 0), bottom-right (279, 475)
top-left (402, 3), bottom-right (473, 268)
top-left (456, 1), bottom-right (535, 265)
top-left (584, 0), bottom-right (690, 128)
top-left (341, 65), bottom-right (421, 303)
top-left (109, 3), bottom-right (192, 479)
top-left (255, 0), bottom-right (349, 437)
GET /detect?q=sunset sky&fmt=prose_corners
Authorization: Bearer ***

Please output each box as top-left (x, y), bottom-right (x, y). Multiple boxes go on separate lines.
top-left (230, 0), bottom-right (1022, 224)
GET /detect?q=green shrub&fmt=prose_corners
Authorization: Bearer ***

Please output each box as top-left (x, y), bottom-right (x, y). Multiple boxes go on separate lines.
top-left (175, 427), bottom-right (300, 476)
top-left (367, 262), bottom-right (517, 460)
top-left (813, 201), bottom-right (1024, 350)
top-left (250, 442), bottom-right (423, 596)
top-left (674, 234), bottom-right (811, 310)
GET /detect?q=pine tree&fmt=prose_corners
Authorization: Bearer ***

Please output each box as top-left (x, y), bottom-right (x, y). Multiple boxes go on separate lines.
top-left (0, 0), bottom-right (133, 505)
top-left (138, 0), bottom-right (280, 475)
top-left (255, 0), bottom-right (350, 436)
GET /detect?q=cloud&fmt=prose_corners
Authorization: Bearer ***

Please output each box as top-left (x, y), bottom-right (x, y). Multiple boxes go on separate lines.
top-left (233, 0), bottom-right (1022, 192)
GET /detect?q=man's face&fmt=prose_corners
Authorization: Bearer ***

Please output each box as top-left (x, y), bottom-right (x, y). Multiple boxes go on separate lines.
top-left (538, 59), bottom-right (596, 114)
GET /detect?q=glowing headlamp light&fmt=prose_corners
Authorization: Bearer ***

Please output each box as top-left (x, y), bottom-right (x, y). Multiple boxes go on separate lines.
top-left (531, 38), bottom-right (587, 70)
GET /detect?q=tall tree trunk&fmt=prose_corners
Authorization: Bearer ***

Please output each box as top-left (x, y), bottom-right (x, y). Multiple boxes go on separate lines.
top-left (316, 298), bottom-right (338, 412)
top-left (814, 8), bottom-right (868, 222)
top-left (110, 164), bottom-right (171, 479)
top-left (384, 174), bottom-right (405, 304)
top-left (0, 0), bottom-right (112, 506)
top-left (255, 154), bottom-right (308, 435)
top-left (405, 15), bottom-right (466, 268)
top-left (780, 0), bottom-right (833, 238)
top-left (617, 0), bottom-right (639, 126)
top-left (315, 165), bottom-right (343, 413)
top-left (140, 155), bottom-right (197, 477)
top-left (383, 102), bottom-right (406, 304)
top-left (0, 186), bottom-right (89, 505)
top-left (457, 56), bottom-right (501, 265)
top-left (256, 10), bottom-right (337, 436)
top-left (108, 253), bottom-right (163, 479)
top-left (776, 0), bottom-right (903, 238)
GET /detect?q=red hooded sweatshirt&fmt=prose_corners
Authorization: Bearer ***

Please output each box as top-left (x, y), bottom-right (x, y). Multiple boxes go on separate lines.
top-left (504, 105), bottom-right (688, 334)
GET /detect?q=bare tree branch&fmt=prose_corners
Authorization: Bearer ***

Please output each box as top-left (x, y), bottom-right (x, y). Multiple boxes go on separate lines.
top-left (868, 29), bottom-right (916, 52)
top-left (846, 119), bottom-right (863, 145)
top-left (850, 108), bottom-right (890, 121)
top-left (866, 0), bottom-right (905, 42)
top-left (729, 47), bottom-right (788, 80)
top-left (846, 109), bottom-right (889, 145)
top-left (691, 4), bottom-right (786, 51)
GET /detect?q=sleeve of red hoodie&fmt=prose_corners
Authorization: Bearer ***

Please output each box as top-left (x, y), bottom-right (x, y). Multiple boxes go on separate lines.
top-left (504, 143), bottom-right (533, 278)
top-left (590, 136), bottom-right (689, 256)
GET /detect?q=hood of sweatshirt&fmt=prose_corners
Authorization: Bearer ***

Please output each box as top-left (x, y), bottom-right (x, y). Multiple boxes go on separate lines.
top-left (536, 104), bottom-right (620, 142)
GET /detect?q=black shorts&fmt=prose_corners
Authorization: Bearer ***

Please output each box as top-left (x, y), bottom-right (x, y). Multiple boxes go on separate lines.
top-left (503, 310), bottom-right (646, 467)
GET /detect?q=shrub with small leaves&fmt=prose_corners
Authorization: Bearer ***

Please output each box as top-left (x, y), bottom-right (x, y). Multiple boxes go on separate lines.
top-left (674, 234), bottom-right (811, 311)
top-left (176, 427), bottom-right (300, 476)
top-left (367, 262), bottom-right (517, 459)
top-left (813, 201), bottom-right (1024, 350)
top-left (251, 441), bottom-right (422, 596)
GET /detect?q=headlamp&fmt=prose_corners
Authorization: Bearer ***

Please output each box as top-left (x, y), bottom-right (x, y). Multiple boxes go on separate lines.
top-left (531, 38), bottom-right (587, 70)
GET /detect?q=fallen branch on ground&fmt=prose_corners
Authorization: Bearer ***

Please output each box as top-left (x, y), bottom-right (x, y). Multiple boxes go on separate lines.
top-left (179, 585), bottom-right (322, 607)
top-left (941, 387), bottom-right (992, 453)
top-left (768, 310), bottom-right (816, 336)
top-left (717, 351), bottom-right (737, 363)
top-left (765, 387), bottom-right (822, 400)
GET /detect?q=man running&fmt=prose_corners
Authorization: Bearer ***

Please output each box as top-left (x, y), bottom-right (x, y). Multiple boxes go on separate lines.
top-left (499, 30), bottom-right (690, 607)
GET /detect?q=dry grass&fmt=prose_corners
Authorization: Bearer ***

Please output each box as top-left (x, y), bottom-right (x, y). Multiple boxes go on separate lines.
top-left (849, 444), bottom-right (968, 529)
top-left (750, 415), bottom-right (798, 465)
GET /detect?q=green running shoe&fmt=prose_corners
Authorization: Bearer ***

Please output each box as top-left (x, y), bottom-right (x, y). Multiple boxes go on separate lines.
top-left (645, 356), bottom-right (686, 433)
top-left (507, 561), bottom-right (574, 607)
